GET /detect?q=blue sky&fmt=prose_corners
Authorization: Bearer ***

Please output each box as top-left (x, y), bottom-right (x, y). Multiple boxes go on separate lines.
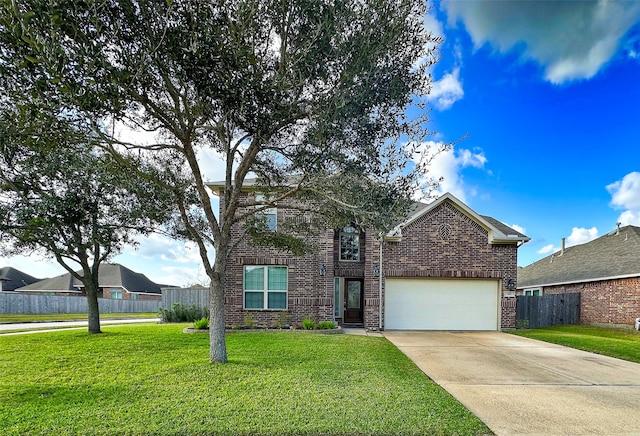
top-left (421, 0), bottom-right (640, 268)
top-left (2, 0), bottom-right (640, 285)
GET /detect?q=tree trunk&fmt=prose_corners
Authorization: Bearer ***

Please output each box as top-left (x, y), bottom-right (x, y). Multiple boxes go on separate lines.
top-left (209, 269), bottom-right (227, 363)
top-left (85, 279), bottom-right (102, 334)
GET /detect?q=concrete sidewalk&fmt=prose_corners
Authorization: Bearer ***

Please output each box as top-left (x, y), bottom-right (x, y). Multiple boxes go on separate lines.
top-left (0, 318), bottom-right (159, 335)
top-left (385, 331), bottom-right (640, 436)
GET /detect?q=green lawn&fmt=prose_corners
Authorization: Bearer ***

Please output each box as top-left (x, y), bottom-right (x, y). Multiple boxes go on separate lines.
top-left (0, 313), bottom-right (158, 323)
top-left (0, 325), bottom-right (491, 436)
top-left (509, 325), bottom-right (640, 363)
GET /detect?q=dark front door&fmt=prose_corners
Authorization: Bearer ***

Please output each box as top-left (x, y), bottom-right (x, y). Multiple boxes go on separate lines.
top-left (344, 279), bottom-right (363, 324)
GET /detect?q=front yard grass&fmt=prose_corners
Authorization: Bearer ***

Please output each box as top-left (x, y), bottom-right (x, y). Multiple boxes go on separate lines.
top-left (0, 325), bottom-right (491, 435)
top-left (509, 324), bottom-right (640, 363)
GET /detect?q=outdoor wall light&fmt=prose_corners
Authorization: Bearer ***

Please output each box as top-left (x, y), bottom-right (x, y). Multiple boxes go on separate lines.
top-left (319, 264), bottom-right (326, 276)
top-left (373, 265), bottom-right (380, 277)
top-left (507, 278), bottom-right (516, 291)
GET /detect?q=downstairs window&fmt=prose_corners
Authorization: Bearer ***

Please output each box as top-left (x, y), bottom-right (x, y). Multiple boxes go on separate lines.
top-left (243, 266), bottom-right (288, 310)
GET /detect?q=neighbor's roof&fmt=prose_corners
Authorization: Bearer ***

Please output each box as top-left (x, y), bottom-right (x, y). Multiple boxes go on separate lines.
top-left (0, 267), bottom-right (40, 291)
top-left (16, 264), bottom-right (162, 294)
top-left (518, 225), bottom-right (640, 288)
top-left (387, 192), bottom-right (530, 244)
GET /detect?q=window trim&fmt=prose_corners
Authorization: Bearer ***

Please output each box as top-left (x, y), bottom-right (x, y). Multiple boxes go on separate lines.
top-left (524, 288), bottom-right (542, 296)
top-left (243, 265), bottom-right (288, 310)
top-left (339, 226), bottom-right (360, 261)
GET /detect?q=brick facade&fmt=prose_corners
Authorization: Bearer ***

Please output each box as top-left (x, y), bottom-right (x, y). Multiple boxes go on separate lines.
top-left (381, 201), bottom-right (518, 329)
top-left (222, 190), bottom-right (522, 330)
top-left (541, 278), bottom-right (640, 325)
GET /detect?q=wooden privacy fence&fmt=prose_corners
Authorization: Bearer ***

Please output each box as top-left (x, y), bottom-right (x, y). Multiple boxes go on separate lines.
top-left (161, 287), bottom-right (208, 309)
top-left (0, 292), bottom-right (162, 314)
top-left (516, 292), bottom-right (580, 328)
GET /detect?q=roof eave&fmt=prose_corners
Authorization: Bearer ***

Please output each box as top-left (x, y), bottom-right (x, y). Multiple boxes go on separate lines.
top-left (517, 271), bottom-right (640, 289)
top-left (492, 235), bottom-right (531, 244)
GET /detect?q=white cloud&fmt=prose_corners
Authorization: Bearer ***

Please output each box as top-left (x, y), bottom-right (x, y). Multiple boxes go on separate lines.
top-left (535, 226), bottom-right (598, 257)
top-left (113, 235), bottom-right (208, 287)
top-left (430, 67), bottom-right (464, 110)
top-left (424, 10), bottom-right (444, 39)
top-left (413, 11), bottom-right (445, 71)
top-left (566, 227), bottom-right (598, 246)
top-left (607, 171), bottom-right (640, 210)
top-left (127, 234), bottom-right (204, 265)
top-left (412, 142), bottom-right (487, 202)
top-left (156, 265), bottom-right (209, 288)
top-left (510, 224), bottom-right (526, 235)
top-left (537, 244), bottom-right (556, 255)
top-left (617, 210), bottom-right (640, 226)
top-left (196, 148), bottom-right (228, 182)
top-left (442, 0), bottom-right (640, 84)
top-left (606, 172), bottom-right (640, 226)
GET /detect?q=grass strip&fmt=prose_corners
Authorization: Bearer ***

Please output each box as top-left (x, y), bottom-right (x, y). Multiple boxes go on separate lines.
top-left (0, 325), bottom-right (491, 435)
top-left (509, 324), bottom-right (640, 363)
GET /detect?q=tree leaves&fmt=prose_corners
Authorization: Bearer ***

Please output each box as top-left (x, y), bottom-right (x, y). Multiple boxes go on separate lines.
top-left (1, 0), bottom-right (443, 357)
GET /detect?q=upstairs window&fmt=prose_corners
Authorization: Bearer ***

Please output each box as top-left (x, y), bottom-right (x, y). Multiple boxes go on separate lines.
top-left (255, 194), bottom-right (277, 231)
top-left (340, 226), bottom-right (360, 261)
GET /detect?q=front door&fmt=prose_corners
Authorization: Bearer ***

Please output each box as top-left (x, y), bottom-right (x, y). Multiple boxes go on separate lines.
top-left (344, 279), bottom-right (363, 324)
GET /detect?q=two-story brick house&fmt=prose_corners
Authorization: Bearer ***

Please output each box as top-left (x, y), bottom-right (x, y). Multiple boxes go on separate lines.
top-left (209, 181), bottom-right (529, 330)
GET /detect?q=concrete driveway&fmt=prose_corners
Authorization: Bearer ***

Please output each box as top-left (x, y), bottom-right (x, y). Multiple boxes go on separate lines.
top-left (384, 331), bottom-right (640, 436)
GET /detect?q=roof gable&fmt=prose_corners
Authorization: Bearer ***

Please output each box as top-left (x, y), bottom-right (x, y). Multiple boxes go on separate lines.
top-left (518, 225), bottom-right (640, 287)
top-left (387, 192), bottom-right (530, 244)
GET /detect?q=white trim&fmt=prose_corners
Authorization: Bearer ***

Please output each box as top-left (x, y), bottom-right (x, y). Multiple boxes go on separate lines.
top-left (387, 192), bottom-right (529, 244)
top-left (15, 288), bottom-right (83, 293)
top-left (517, 272), bottom-right (640, 289)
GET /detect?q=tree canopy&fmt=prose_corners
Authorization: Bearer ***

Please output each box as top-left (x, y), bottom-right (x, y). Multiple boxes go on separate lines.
top-left (1, 0), bottom-right (443, 359)
top-left (0, 101), bottom-right (172, 333)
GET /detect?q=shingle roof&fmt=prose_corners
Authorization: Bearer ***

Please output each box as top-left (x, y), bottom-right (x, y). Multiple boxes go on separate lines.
top-left (518, 225), bottom-right (640, 288)
top-left (480, 215), bottom-right (529, 240)
top-left (0, 267), bottom-right (41, 291)
top-left (16, 264), bottom-right (161, 294)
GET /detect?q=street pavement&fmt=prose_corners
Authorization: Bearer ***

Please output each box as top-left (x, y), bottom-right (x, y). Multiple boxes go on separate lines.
top-left (0, 318), bottom-right (160, 335)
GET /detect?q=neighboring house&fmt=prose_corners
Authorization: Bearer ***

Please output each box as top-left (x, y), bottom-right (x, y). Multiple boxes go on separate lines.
top-left (209, 181), bottom-right (529, 330)
top-left (0, 267), bottom-right (40, 292)
top-left (518, 225), bottom-right (640, 326)
top-left (16, 263), bottom-right (162, 301)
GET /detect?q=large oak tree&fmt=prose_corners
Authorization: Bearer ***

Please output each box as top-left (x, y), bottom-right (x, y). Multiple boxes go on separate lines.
top-left (1, 0), bottom-right (443, 361)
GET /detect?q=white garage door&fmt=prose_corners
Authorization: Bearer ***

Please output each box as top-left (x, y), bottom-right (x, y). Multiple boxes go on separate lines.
top-left (385, 278), bottom-right (499, 330)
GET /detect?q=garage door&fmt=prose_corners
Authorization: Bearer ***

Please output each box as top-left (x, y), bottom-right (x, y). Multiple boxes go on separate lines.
top-left (385, 278), bottom-right (499, 330)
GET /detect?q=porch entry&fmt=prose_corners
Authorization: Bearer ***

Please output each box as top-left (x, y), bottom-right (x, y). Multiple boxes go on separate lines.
top-left (343, 278), bottom-right (363, 324)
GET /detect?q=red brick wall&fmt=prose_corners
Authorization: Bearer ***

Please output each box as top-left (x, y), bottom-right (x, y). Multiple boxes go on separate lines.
top-left (543, 277), bottom-right (640, 325)
top-left (381, 201), bottom-right (519, 329)
top-left (223, 191), bottom-right (334, 327)
top-left (222, 193), bottom-right (520, 329)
